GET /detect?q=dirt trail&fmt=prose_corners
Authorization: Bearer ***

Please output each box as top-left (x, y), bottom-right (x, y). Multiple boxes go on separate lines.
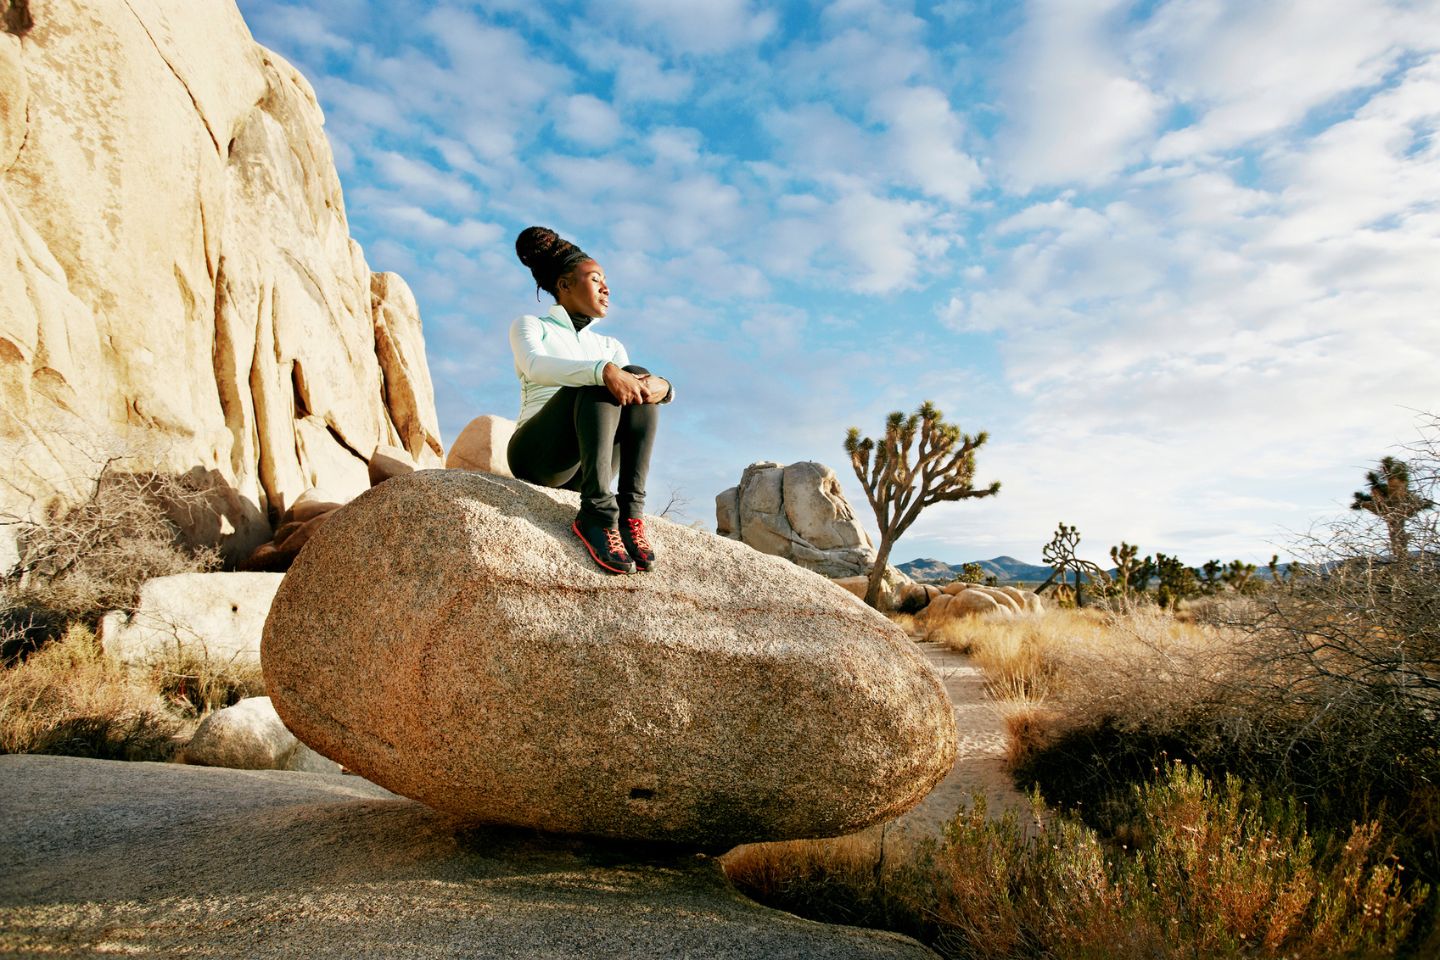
top-left (888, 638), bottom-right (1036, 841)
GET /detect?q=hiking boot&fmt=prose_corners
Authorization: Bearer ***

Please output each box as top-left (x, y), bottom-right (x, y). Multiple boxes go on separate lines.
top-left (622, 517), bottom-right (657, 572)
top-left (572, 519), bottom-right (636, 574)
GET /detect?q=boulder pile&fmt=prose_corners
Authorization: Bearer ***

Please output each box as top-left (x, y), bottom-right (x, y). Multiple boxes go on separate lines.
top-left (716, 461), bottom-right (876, 577)
top-left (263, 470), bottom-right (957, 846)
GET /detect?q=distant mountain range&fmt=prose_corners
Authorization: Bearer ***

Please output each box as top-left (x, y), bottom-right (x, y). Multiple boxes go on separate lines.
top-left (898, 556), bottom-right (1293, 584)
top-left (898, 556), bottom-right (1055, 583)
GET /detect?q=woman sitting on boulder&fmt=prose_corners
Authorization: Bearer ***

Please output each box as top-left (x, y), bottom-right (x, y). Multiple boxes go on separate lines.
top-left (507, 226), bottom-right (672, 575)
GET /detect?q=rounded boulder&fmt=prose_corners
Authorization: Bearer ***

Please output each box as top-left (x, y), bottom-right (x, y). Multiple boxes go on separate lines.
top-left (262, 470), bottom-right (956, 847)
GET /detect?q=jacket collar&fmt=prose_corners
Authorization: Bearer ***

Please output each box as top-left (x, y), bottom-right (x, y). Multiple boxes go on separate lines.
top-left (546, 303), bottom-right (597, 334)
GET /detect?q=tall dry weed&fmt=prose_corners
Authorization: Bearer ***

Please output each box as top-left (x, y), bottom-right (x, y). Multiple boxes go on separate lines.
top-left (0, 624), bottom-right (183, 760)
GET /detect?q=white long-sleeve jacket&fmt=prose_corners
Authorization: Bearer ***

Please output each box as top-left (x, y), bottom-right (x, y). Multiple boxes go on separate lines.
top-left (509, 304), bottom-right (630, 425)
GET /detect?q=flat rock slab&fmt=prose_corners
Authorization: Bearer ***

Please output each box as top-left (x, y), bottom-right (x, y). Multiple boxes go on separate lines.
top-left (0, 756), bottom-right (937, 959)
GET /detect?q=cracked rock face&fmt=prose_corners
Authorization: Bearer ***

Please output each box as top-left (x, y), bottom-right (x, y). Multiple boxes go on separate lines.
top-left (716, 461), bottom-right (877, 578)
top-left (262, 470), bottom-right (957, 846)
top-left (0, 0), bottom-right (442, 562)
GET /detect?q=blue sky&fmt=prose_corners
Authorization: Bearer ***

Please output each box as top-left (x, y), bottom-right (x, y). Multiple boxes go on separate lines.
top-left (236, 0), bottom-right (1440, 566)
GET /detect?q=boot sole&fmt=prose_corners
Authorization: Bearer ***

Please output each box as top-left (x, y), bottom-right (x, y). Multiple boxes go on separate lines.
top-left (572, 521), bottom-right (636, 575)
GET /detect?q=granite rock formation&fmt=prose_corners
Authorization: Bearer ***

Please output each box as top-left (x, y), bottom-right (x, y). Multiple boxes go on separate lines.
top-left (0, 0), bottom-right (442, 564)
top-left (716, 461), bottom-right (876, 578)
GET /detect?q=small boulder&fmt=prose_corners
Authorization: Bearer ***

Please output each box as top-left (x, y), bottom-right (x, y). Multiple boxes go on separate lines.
top-left (264, 470), bottom-right (956, 846)
top-left (100, 572), bottom-right (284, 667)
top-left (948, 589), bottom-right (1002, 618)
top-left (368, 444), bottom-right (417, 486)
top-left (286, 487), bottom-right (348, 524)
top-left (182, 696), bottom-right (341, 773)
top-left (718, 461), bottom-right (876, 578)
top-left (446, 415), bottom-right (516, 476)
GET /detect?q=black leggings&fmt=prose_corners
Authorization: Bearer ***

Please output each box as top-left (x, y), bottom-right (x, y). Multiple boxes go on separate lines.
top-left (507, 365), bottom-right (659, 527)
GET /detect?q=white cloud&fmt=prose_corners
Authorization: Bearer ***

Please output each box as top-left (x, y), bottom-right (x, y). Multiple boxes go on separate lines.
top-left (555, 94), bottom-right (623, 148)
top-left (999, 0), bottom-right (1165, 189)
top-left (372, 151), bottom-right (476, 207)
top-left (832, 191), bottom-right (940, 293)
top-left (870, 86), bottom-right (984, 203)
top-left (1140, 0), bottom-right (1433, 159)
top-left (579, 39), bottom-right (694, 103)
top-left (603, 0), bottom-right (777, 54)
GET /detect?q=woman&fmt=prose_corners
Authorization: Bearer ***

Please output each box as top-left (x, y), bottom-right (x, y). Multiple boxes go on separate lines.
top-left (507, 226), bottom-right (673, 575)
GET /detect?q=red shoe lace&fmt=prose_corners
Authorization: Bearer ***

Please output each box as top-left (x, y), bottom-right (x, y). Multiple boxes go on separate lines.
top-left (605, 527), bottom-right (627, 554)
top-left (625, 518), bottom-right (651, 554)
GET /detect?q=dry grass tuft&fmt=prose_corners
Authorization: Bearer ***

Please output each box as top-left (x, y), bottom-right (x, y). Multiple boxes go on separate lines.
top-left (0, 624), bottom-right (185, 760)
top-left (884, 611), bottom-right (920, 635)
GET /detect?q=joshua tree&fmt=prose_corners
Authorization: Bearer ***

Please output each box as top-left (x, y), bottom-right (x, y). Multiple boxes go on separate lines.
top-left (1198, 559), bottom-right (1223, 595)
top-left (1110, 541), bottom-right (1141, 606)
top-left (1222, 559), bottom-right (1257, 594)
top-left (1351, 456), bottom-right (1434, 563)
top-left (1037, 522), bottom-right (1110, 607)
top-left (1151, 552), bottom-right (1198, 610)
top-left (957, 561), bottom-right (986, 584)
top-left (845, 402), bottom-right (1000, 608)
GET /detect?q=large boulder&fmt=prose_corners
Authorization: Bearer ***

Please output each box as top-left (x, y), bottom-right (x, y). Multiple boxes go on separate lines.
top-left (182, 696), bottom-right (340, 773)
top-left (0, 0), bottom-right (442, 564)
top-left (100, 571), bottom-right (283, 666)
top-left (0, 755), bottom-right (938, 959)
top-left (445, 414), bottom-right (516, 475)
top-left (263, 470), bottom-right (956, 847)
top-left (716, 460), bottom-right (876, 577)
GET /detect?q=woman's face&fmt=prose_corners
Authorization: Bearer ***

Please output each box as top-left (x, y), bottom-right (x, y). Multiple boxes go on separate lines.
top-left (557, 259), bottom-right (609, 318)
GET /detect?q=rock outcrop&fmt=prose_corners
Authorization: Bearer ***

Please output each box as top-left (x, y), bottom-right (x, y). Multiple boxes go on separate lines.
top-left (181, 696), bottom-right (340, 773)
top-left (0, 0), bottom-right (443, 564)
top-left (717, 461), bottom-right (876, 578)
top-left (263, 470), bottom-right (956, 846)
top-left (99, 571), bottom-right (283, 666)
top-left (0, 755), bottom-right (938, 959)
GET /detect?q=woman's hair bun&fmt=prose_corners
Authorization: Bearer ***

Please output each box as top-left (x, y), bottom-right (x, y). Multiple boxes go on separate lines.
top-left (515, 226), bottom-right (561, 270)
top-left (515, 225), bottom-right (591, 298)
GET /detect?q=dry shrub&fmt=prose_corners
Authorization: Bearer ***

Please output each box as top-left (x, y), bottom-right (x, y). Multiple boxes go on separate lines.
top-left (146, 646), bottom-right (265, 717)
top-left (1000, 700), bottom-right (1059, 770)
top-left (0, 623), bottom-right (183, 760)
top-left (726, 764), bottom-right (1423, 959)
top-left (722, 827), bottom-right (936, 940)
top-left (2, 457), bottom-right (220, 628)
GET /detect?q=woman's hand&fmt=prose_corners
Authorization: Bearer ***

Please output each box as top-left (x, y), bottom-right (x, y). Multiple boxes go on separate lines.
top-left (602, 363), bottom-right (648, 405)
top-left (637, 375), bottom-right (670, 404)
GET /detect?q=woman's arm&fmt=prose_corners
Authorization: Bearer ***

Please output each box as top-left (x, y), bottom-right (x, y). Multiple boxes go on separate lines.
top-left (510, 315), bottom-right (609, 387)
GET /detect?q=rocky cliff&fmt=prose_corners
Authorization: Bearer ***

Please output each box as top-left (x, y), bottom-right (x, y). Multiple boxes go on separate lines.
top-left (0, 0), bottom-right (443, 563)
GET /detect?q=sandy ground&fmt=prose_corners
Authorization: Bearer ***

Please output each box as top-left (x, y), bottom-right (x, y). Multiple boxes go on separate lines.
top-left (887, 638), bottom-right (1038, 842)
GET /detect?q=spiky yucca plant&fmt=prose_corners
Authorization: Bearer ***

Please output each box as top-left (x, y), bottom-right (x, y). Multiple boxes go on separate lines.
top-left (844, 402), bottom-right (999, 608)
top-left (1351, 456), bottom-right (1434, 563)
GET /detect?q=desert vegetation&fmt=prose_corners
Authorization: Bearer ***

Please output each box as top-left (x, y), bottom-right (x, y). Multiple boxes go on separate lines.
top-left (846, 401), bottom-right (1000, 607)
top-left (0, 454), bottom-right (255, 760)
top-left (728, 418), bottom-right (1440, 957)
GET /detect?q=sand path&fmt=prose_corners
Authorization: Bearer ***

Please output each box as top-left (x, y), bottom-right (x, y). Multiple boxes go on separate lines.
top-left (887, 638), bottom-right (1035, 841)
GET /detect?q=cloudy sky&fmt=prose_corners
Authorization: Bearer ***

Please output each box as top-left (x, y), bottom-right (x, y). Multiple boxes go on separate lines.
top-left (236, 0), bottom-right (1440, 567)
